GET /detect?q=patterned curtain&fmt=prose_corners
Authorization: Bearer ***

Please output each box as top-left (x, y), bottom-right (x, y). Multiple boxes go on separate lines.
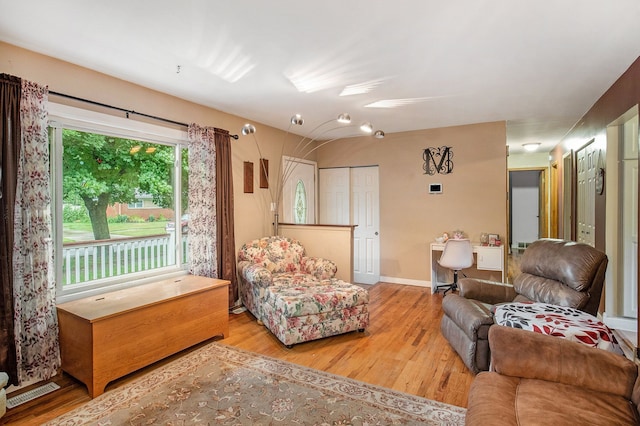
top-left (0, 73), bottom-right (21, 385)
top-left (187, 124), bottom-right (219, 278)
top-left (13, 79), bottom-right (59, 383)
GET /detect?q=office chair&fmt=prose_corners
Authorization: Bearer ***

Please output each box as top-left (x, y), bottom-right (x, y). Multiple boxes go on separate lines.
top-left (435, 239), bottom-right (474, 295)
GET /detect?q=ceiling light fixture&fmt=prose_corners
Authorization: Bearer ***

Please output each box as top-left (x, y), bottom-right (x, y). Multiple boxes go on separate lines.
top-left (374, 130), bottom-right (385, 139)
top-left (523, 143), bottom-right (541, 152)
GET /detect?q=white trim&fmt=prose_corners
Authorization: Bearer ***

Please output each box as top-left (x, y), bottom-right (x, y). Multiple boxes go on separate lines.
top-left (49, 102), bottom-right (189, 300)
top-left (379, 276), bottom-right (430, 288)
top-left (602, 313), bottom-right (637, 332)
top-left (48, 103), bottom-right (188, 145)
top-left (56, 270), bottom-right (189, 304)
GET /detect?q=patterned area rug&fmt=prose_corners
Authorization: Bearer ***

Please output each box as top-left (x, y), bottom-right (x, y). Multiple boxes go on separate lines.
top-left (47, 342), bottom-right (466, 425)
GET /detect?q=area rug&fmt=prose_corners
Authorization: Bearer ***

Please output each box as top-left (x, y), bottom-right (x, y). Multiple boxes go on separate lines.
top-left (46, 342), bottom-right (466, 425)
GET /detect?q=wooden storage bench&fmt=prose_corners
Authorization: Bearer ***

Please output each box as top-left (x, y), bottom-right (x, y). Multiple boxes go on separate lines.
top-left (56, 274), bottom-right (229, 398)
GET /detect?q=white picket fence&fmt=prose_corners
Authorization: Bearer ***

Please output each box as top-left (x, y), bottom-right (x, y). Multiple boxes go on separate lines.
top-left (61, 233), bottom-right (188, 285)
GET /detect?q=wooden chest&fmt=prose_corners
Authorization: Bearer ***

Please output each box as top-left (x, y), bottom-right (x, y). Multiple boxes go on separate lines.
top-left (56, 274), bottom-right (229, 397)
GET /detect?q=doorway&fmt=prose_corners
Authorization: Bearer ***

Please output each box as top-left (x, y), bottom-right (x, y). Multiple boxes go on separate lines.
top-left (319, 166), bottom-right (380, 285)
top-left (508, 168), bottom-right (547, 250)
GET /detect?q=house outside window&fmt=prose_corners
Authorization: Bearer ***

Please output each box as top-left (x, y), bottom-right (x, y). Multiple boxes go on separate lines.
top-left (49, 103), bottom-right (189, 302)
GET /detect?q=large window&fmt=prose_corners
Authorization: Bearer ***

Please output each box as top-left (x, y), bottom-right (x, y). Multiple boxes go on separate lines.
top-left (49, 104), bottom-right (189, 302)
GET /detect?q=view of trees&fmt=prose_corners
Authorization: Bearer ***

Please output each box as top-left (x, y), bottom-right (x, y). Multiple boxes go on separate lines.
top-left (62, 129), bottom-right (186, 240)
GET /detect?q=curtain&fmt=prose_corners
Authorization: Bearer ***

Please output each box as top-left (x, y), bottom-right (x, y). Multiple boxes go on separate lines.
top-left (187, 124), bottom-right (219, 278)
top-left (13, 79), bottom-right (59, 383)
top-left (0, 73), bottom-right (21, 385)
top-left (214, 128), bottom-right (237, 307)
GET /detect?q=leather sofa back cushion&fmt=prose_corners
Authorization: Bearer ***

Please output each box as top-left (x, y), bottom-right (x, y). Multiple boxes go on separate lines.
top-left (514, 273), bottom-right (589, 309)
top-left (518, 239), bottom-right (607, 292)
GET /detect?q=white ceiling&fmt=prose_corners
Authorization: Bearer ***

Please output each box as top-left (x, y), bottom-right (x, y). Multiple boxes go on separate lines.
top-left (1, 0), bottom-right (640, 154)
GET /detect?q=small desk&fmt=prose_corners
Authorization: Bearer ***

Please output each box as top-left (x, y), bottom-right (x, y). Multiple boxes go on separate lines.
top-left (430, 242), bottom-right (504, 293)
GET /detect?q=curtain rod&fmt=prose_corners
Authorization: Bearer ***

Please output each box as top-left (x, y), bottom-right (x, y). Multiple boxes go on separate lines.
top-left (49, 90), bottom-right (239, 140)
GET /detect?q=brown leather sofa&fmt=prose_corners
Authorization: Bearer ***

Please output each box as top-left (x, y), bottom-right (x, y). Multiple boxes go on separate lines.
top-left (440, 239), bottom-right (608, 373)
top-left (466, 326), bottom-right (640, 425)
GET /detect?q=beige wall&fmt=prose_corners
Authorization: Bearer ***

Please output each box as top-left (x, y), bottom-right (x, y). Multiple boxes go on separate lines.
top-left (2, 41), bottom-right (507, 285)
top-left (317, 122), bottom-right (508, 283)
top-left (0, 41), bottom-right (297, 251)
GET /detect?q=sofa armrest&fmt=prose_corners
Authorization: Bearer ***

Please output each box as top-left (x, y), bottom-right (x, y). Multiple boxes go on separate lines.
top-left (301, 256), bottom-right (337, 280)
top-left (458, 278), bottom-right (517, 304)
top-left (241, 263), bottom-right (274, 288)
top-left (489, 325), bottom-right (638, 399)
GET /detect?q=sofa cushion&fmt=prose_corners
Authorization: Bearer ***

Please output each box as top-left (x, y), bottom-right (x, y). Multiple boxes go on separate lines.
top-left (264, 280), bottom-right (369, 317)
top-left (237, 236), bottom-right (306, 274)
top-left (518, 239), bottom-right (607, 293)
top-left (467, 372), bottom-right (640, 426)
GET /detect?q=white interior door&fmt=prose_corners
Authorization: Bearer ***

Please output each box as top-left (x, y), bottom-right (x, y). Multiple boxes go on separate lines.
top-left (282, 157), bottom-right (316, 224)
top-left (352, 167), bottom-right (380, 284)
top-left (622, 116), bottom-right (638, 318)
top-left (319, 168), bottom-right (350, 225)
top-left (576, 141), bottom-right (596, 247)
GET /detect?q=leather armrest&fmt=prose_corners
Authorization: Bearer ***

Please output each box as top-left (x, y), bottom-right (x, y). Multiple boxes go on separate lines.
top-left (458, 278), bottom-right (517, 304)
top-left (489, 326), bottom-right (638, 399)
top-left (441, 294), bottom-right (493, 338)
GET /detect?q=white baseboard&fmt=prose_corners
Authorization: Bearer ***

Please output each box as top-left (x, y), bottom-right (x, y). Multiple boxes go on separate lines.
top-left (379, 276), bottom-right (430, 288)
top-left (602, 313), bottom-right (637, 332)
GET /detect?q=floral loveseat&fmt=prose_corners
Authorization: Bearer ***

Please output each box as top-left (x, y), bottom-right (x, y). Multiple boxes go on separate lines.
top-left (237, 236), bottom-right (369, 347)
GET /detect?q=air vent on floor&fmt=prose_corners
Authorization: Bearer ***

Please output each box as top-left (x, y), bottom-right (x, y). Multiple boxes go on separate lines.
top-left (6, 382), bottom-right (60, 409)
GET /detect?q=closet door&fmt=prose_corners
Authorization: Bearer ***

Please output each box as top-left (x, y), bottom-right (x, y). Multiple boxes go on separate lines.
top-left (576, 141), bottom-right (596, 247)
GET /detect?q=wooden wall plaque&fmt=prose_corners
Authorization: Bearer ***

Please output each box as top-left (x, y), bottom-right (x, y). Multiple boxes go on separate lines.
top-left (244, 161), bottom-right (253, 193)
top-left (260, 158), bottom-right (269, 189)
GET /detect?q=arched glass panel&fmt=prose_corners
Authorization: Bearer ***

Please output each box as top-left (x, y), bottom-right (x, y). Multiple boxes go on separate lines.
top-left (294, 179), bottom-right (307, 223)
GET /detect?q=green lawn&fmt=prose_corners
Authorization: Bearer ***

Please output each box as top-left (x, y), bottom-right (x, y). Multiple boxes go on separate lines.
top-left (64, 221), bottom-right (170, 242)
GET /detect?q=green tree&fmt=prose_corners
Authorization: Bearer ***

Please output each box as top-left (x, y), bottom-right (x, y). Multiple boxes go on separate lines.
top-left (62, 129), bottom-right (176, 240)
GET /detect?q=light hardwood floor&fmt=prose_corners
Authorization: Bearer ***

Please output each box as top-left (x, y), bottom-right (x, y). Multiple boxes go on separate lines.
top-left (3, 283), bottom-right (474, 425)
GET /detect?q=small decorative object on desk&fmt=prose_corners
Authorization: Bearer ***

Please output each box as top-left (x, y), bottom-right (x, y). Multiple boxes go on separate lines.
top-left (480, 233), bottom-right (489, 246)
top-left (442, 232), bottom-right (449, 242)
top-left (452, 229), bottom-right (465, 239)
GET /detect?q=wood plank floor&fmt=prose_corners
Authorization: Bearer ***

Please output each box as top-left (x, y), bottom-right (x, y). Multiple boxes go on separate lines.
top-left (3, 283), bottom-right (474, 425)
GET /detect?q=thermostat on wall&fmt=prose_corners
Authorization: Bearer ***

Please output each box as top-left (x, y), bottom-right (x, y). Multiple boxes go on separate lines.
top-left (429, 183), bottom-right (443, 194)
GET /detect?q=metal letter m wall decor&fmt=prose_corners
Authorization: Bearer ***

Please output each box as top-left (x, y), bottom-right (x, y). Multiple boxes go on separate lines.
top-left (423, 146), bottom-right (453, 175)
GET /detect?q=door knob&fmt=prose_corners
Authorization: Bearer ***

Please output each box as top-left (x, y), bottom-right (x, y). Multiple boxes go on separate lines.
top-left (375, 232), bottom-right (379, 235)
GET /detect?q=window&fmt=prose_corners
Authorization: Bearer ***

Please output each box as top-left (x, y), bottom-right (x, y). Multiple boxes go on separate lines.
top-left (294, 179), bottom-right (307, 223)
top-left (49, 104), bottom-right (189, 302)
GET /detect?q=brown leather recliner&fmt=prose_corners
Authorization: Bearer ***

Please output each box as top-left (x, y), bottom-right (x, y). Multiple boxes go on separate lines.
top-left (440, 238), bottom-right (608, 374)
top-left (466, 326), bottom-right (640, 425)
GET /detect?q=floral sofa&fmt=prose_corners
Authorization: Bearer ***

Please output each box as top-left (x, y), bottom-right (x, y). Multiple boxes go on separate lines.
top-left (237, 236), bottom-right (369, 347)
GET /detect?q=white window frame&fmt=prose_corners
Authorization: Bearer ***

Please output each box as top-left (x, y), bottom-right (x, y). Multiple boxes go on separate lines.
top-left (49, 103), bottom-right (190, 303)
